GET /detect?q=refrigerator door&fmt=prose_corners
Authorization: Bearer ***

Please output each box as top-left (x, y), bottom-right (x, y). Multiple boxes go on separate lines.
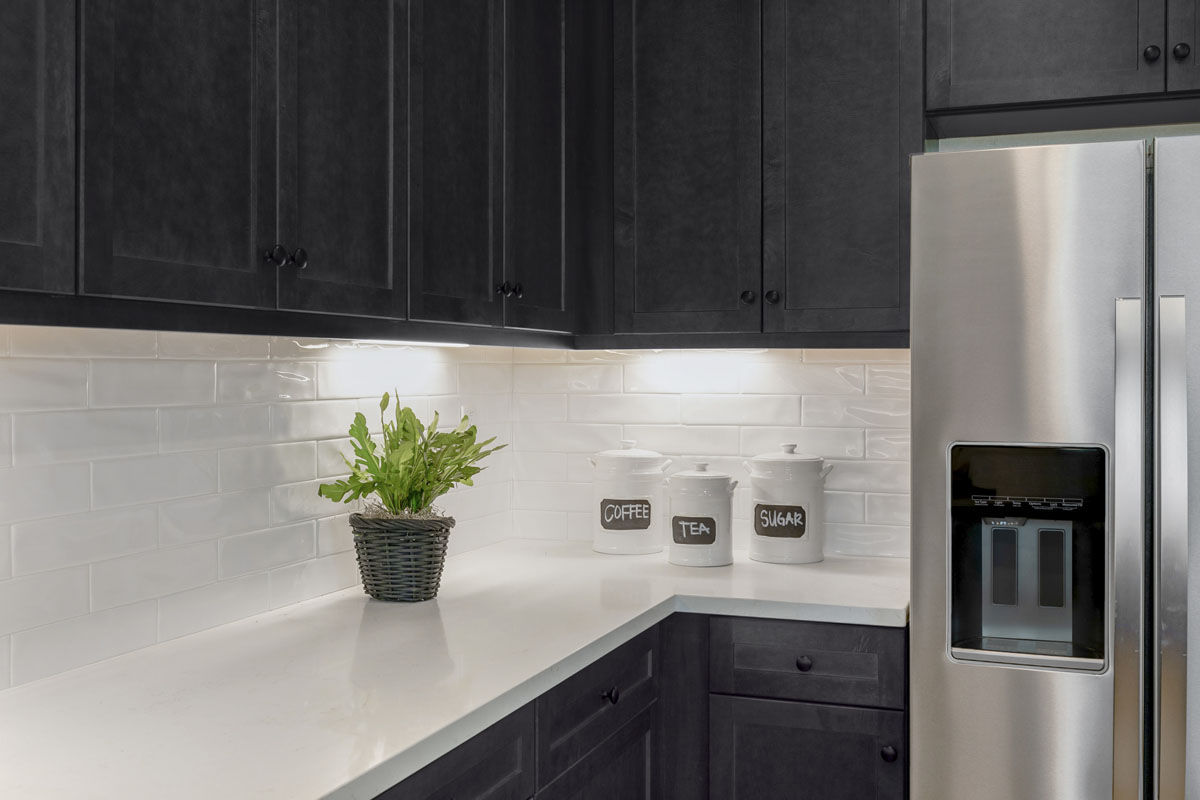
top-left (1151, 135), bottom-right (1197, 800)
top-left (910, 141), bottom-right (1148, 799)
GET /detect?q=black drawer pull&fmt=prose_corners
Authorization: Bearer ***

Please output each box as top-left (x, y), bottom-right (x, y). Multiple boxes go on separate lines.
top-left (795, 655), bottom-right (813, 672)
top-left (288, 247), bottom-right (308, 270)
top-left (1175, 42), bottom-right (1192, 60)
top-left (1145, 44), bottom-right (1162, 63)
top-left (880, 745), bottom-right (898, 763)
top-left (512, 282), bottom-right (524, 299)
top-left (739, 290), bottom-right (756, 304)
top-left (263, 243), bottom-right (288, 266)
top-left (600, 686), bottom-right (620, 705)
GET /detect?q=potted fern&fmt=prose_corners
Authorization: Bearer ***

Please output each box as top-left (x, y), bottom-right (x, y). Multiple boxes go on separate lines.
top-left (317, 392), bottom-right (505, 602)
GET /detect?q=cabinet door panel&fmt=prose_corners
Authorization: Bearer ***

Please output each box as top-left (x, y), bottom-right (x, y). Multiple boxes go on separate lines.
top-left (710, 695), bottom-right (904, 800)
top-left (537, 705), bottom-right (658, 800)
top-left (1168, 0), bottom-right (1200, 92)
top-left (81, 0), bottom-right (276, 307)
top-left (763, 0), bottom-right (918, 334)
top-left (276, 0), bottom-right (407, 318)
top-left (409, 0), bottom-right (504, 326)
top-left (503, 0), bottom-right (572, 332)
top-left (0, 0), bottom-right (74, 294)
top-left (927, 0), bottom-right (1165, 109)
top-left (613, 0), bottom-right (761, 334)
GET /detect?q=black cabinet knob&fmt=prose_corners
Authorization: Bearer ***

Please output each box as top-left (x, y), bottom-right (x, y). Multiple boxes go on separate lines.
top-left (795, 655), bottom-right (813, 672)
top-left (1175, 42), bottom-right (1192, 60)
top-left (288, 247), bottom-right (308, 270)
top-left (880, 745), bottom-right (899, 763)
top-left (765, 289), bottom-right (781, 304)
top-left (263, 244), bottom-right (288, 266)
top-left (512, 282), bottom-right (524, 299)
top-left (601, 686), bottom-right (620, 705)
top-left (739, 290), bottom-right (757, 304)
top-left (496, 281), bottom-right (513, 297)
top-left (1145, 44), bottom-right (1162, 63)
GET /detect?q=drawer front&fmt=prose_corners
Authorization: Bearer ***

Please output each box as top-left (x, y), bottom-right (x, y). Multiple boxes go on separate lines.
top-left (709, 617), bottom-right (905, 709)
top-left (537, 626), bottom-right (660, 787)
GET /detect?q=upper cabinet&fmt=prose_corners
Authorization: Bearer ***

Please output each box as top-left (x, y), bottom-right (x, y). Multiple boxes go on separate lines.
top-left (80, 0), bottom-right (277, 308)
top-left (926, 0), bottom-right (1167, 110)
top-left (762, 0), bottom-right (919, 335)
top-left (0, 0), bottom-right (75, 295)
top-left (276, 0), bottom-right (408, 319)
top-left (612, 0), bottom-right (762, 334)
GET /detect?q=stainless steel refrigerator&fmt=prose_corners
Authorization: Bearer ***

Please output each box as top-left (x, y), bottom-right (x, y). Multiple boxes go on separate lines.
top-left (911, 137), bottom-right (1200, 799)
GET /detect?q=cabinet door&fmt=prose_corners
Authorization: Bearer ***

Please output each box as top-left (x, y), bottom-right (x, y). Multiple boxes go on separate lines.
top-left (612, 0), bottom-right (761, 334)
top-left (503, 0), bottom-right (572, 333)
top-left (762, 0), bottom-right (918, 336)
top-left (80, 0), bottom-right (276, 307)
top-left (1168, 1), bottom-right (1200, 92)
top-left (0, 0), bottom-right (74, 294)
top-left (537, 705), bottom-right (659, 800)
top-left (710, 696), bottom-right (904, 800)
top-left (276, 0), bottom-right (407, 318)
top-left (409, 0), bottom-right (504, 326)
top-left (375, 703), bottom-right (536, 799)
top-left (926, 0), bottom-right (1165, 110)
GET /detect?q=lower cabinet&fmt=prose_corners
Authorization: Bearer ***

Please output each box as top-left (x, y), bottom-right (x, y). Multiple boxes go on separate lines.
top-left (374, 615), bottom-right (906, 800)
top-left (709, 695), bottom-right (905, 800)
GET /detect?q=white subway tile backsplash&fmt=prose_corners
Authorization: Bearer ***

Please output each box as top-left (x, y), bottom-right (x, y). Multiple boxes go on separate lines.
top-left (514, 364), bottom-right (622, 393)
top-left (459, 364), bottom-right (513, 394)
top-left (0, 463), bottom-right (91, 524)
top-left (514, 452), bottom-right (568, 482)
top-left (12, 409), bottom-right (158, 465)
top-left (8, 326), bottom-right (157, 358)
top-left (511, 481), bottom-right (591, 513)
top-left (866, 429), bottom-right (910, 460)
top-left (90, 542), bottom-right (217, 610)
top-left (0, 414), bottom-right (10, 467)
top-left (513, 510), bottom-right (569, 540)
top-left (158, 489), bottom-right (272, 545)
top-left (160, 405), bottom-right (272, 452)
top-left (158, 573), bottom-right (272, 641)
top-left (316, 514), bottom-right (353, 556)
top-left (0, 360), bottom-right (88, 411)
top-left (219, 522), bottom-right (316, 578)
top-left (219, 441), bottom-right (316, 491)
top-left (803, 349), bottom-right (909, 363)
top-left (513, 393), bottom-right (567, 421)
top-left (271, 399), bottom-right (359, 442)
top-left (0, 636), bottom-right (9, 690)
top-left (513, 422), bottom-right (623, 453)
top-left (866, 493), bottom-right (911, 525)
top-left (439, 482), bottom-right (510, 521)
top-left (569, 394), bottom-right (679, 424)
top-left (445, 511), bottom-right (513, 556)
top-left (825, 523), bottom-right (910, 557)
top-left (681, 394), bottom-right (800, 426)
top-left (11, 507), bottom-right (158, 575)
top-left (218, 361), bottom-right (316, 403)
top-left (158, 331), bottom-right (269, 360)
top-left (801, 395), bottom-right (910, 428)
top-left (10, 601), bottom-right (157, 686)
top-left (91, 360), bottom-right (216, 407)
top-left (739, 427), bottom-right (864, 459)
top-left (0, 526), bottom-right (9, 579)
top-left (269, 480), bottom-right (338, 524)
top-left (623, 424), bottom-right (741, 456)
top-left (824, 460), bottom-right (909, 494)
top-left (865, 365), bottom-right (910, 395)
top-left (0, 567), bottom-right (90, 636)
top-left (316, 356), bottom-right (457, 399)
top-left (316, 438), bottom-right (352, 478)
top-left (824, 491), bottom-right (866, 524)
top-left (92, 452), bottom-right (217, 508)
top-left (739, 364), bottom-right (864, 395)
top-left (268, 551), bottom-right (358, 609)
top-left (624, 357), bottom-right (734, 394)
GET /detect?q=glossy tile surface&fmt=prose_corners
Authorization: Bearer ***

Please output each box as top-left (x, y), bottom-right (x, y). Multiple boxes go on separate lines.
top-left (0, 539), bottom-right (908, 800)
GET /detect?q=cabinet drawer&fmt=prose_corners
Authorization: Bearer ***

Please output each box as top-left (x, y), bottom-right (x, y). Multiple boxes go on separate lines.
top-left (709, 617), bottom-right (905, 710)
top-left (537, 626), bottom-right (660, 787)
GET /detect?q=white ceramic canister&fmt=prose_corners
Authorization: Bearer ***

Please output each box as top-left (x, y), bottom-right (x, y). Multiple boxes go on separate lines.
top-left (667, 462), bottom-right (737, 567)
top-left (589, 440), bottom-right (672, 554)
top-left (744, 444), bottom-right (834, 564)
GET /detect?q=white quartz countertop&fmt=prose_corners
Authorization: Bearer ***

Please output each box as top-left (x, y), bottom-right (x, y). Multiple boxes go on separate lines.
top-left (0, 539), bottom-right (909, 800)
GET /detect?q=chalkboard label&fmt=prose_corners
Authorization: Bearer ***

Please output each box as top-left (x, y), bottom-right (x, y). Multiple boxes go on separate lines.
top-left (600, 499), bottom-right (652, 530)
top-left (672, 516), bottom-right (717, 545)
top-left (754, 504), bottom-right (807, 538)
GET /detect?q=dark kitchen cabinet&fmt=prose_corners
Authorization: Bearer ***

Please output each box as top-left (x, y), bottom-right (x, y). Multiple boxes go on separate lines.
top-left (408, 0), bottom-right (504, 327)
top-left (762, 0), bottom-right (919, 336)
top-left (709, 695), bottom-right (905, 800)
top-left (1168, 2), bottom-right (1200, 92)
top-left (926, 0), bottom-right (1166, 110)
top-left (80, 0), bottom-right (277, 308)
top-left (275, 0), bottom-right (408, 319)
top-left (611, 0), bottom-right (762, 334)
top-left (0, 0), bottom-right (75, 295)
top-left (375, 703), bottom-right (536, 800)
top-left (538, 705), bottom-right (659, 800)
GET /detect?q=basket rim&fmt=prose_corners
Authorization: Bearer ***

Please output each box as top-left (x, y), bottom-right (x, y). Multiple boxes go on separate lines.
top-left (349, 512), bottom-right (456, 531)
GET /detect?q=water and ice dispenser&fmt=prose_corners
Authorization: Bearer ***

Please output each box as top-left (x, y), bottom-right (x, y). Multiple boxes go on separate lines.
top-left (948, 444), bottom-right (1107, 670)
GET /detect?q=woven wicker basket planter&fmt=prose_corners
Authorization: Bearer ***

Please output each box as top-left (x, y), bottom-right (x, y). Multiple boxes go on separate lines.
top-left (349, 513), bottom-right (456, 602)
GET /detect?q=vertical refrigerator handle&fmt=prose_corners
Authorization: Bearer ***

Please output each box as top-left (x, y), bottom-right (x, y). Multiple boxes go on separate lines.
top-left (1157, 296), bottom-right (1188, 799)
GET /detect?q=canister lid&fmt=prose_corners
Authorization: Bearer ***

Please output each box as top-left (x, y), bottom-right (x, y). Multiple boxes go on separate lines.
top-left (669, 461), bottom-right (736, 494)
top-left (751, 443), bottom-right (823, 463)
top-left (747, 443), bottom-right (825, 474)
top-left (672, 461), bottom-right (732, 482)
top-left (590, 440), bottom-right (671, 473)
